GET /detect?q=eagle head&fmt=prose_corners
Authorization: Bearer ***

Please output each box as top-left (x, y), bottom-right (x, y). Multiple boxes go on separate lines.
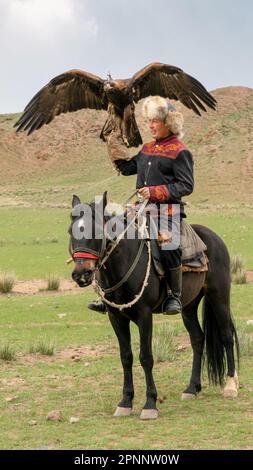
top-left (104, 81), bottom-right (116, 91)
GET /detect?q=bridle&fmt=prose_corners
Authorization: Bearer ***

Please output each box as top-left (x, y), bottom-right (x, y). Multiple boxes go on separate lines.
top-left (69, 190), bottom-right (140, 264)
top-left (69, 198), bottom-right (152, 310)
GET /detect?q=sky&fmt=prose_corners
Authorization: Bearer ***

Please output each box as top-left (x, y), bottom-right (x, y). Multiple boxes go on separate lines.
top-left (1, 0), bottom-right (253, 113)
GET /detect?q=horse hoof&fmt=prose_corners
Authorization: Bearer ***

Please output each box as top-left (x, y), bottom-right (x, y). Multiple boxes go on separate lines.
top-left (140, 409), bottom-right (158, 420)
top-left (223, 373), bottom-right (239, 398)
top-left (181, 392), bottom-right (196, 400)
top-left (113, 406), bottom-right (132, 417)
top-left (223, 388), bottom-right (238, 398)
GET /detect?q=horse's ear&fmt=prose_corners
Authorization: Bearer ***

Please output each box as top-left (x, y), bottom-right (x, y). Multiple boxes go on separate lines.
top-left (72, 194), bottom-right (81, 208)
top-left (102, 191), bottom-right (107, 211)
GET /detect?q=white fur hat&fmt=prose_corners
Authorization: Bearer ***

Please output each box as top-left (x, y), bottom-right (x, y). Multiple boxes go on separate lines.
top-left (142, 96), bottom-right (184, 137)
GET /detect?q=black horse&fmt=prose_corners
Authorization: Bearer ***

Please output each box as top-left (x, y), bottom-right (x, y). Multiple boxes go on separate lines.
top-left (69, 192), bottom-right (239, 420)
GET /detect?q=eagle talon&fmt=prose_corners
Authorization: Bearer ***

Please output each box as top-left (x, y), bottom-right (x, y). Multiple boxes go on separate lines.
top-left (123, 136), bottom-right (130, 147)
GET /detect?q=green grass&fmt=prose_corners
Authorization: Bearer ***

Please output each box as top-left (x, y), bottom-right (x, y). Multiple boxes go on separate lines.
top-left (0, 207), bottom-right (252, 280)
top-left (0, 207), bottom-right (70, 279)
top-left (188, 211), bottom-right (253, 268)
top-left (0, 286), bottom-right (252, 450)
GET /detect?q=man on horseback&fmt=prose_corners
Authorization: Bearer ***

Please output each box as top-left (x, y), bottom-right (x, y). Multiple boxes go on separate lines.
top-left (89, 96), bottom-right (194, 315)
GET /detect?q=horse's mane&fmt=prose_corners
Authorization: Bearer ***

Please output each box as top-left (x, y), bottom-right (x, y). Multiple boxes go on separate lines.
top-left (104, 202), bottom-right (125, 217)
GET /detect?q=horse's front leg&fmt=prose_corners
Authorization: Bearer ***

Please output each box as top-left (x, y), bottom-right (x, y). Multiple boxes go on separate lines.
top-left (137, 311), bottom-right (158, 420)
top-left (108, 311), bottom-right (134, 416)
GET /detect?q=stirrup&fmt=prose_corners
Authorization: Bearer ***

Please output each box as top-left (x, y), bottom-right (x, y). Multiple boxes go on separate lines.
top-left (162, 296), bottom-right (182, 315)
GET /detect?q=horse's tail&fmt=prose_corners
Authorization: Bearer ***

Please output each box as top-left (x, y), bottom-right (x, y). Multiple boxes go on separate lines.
top-left (202, 296), bottom-right (240, 385)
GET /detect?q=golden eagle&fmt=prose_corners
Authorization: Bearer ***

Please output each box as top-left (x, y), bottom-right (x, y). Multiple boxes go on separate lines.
top-left (14, 62), bottom-right (216, 147)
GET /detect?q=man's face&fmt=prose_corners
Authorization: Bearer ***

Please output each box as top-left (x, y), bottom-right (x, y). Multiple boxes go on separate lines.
top-left (148, 118), bottom-right (170, 140)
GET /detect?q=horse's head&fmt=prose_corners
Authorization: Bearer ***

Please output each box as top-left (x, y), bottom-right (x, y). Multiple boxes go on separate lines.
top-left (69, 192), bottom-right (107, 287)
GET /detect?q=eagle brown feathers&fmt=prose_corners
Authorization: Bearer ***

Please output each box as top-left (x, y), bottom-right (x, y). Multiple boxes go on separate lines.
top-left (14, 62), bottom-right (216, 147)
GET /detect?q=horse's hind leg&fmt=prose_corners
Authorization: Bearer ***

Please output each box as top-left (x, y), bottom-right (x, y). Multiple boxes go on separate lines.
top-left (181, 292), bottom-right (204, 399)
top-left (108, 311), bottom-right (134, 416)
top-left (137, 311), bottom-right (158, 420)
top-left (204, 293), bottom-right (239, 398)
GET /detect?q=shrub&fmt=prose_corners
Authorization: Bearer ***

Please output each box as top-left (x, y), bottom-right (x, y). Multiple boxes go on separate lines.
top-left (153, 323), bottom-right (177, 363)
top-left (231, 255), bottom-right (245, 274)
top-left (233, 269), bottom-right (247, 285)
top-left (0, 344), bottom-right (16, 361)
top-left (238, 329), bottom-right (253, 357)
top-left (46, 275), bottom-right (60, 291)
top-left (231, 256), bottom-right (247, 284)
top-left (29, 339), bottom-right (55, 356)
top-left (0, 272), bottom-right (16, 293)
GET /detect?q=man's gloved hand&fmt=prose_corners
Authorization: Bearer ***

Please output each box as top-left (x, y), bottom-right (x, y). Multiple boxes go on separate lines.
top-left (100, 106), bottom-right (130, 163)
top-left (106, 131), bottom-right (130, 161)
top-left (138, 187), bottom-right (150, 200)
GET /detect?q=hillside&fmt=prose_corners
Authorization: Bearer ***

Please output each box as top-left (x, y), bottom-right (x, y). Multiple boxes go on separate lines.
top-left (0, 86), bottom-right (253, 208)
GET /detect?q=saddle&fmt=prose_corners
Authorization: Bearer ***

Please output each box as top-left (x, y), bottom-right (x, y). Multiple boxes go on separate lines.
top-left (124, 204), bottom-right (208, 277)
top-left (147, 216), bottom-right (208, 277)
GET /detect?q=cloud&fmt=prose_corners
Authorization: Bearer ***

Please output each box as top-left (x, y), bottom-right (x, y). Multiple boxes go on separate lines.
top-left (0, 0), bottom-right (99, 112)
top-left (1, 0), bottom-right (98, 43)
top-left (0, 0), bottom-right (253, 113)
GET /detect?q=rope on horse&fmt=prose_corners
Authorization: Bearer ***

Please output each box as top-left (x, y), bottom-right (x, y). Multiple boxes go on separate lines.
top-left (91, 225), bottom-right (152, 311)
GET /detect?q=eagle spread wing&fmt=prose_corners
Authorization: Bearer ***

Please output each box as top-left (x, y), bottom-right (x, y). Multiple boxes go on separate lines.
top-left (14, 62), bottom-right (216, 138)
top-left (14, 70), bottom-right (108, 135)
top-left (128, 63), bottom-right (216, 115)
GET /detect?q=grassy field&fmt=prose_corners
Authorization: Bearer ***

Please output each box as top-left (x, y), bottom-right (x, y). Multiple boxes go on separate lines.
top-left (0, 206), bottom-right (252, 280)
top-left (188, 210), bottom-right (253, 269)
top-left (0, 87), bottom-right (252, 450)
top-left (0, 202), bottom-right (252, 449)
top-left (0, 285), bottom-right (252, 450)
top-left (0, 207), bottom-right (70, 279)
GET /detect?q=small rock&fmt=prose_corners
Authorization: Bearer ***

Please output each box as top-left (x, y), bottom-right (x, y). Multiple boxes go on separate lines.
top-left (5, 396), bottom-right (18, 402)
top-left (57, 313), bottom-right (66, 319)
top-left (28, 420), bottom-right (37, 426)
top-left (246, 320), bottom-right (253, 325)
top-left (69, 416), bottom-right (80, 424)
top-left (177, 345), bottom-right (187, 351)
top-left (46, 410), bottom-right (62, 421)
top-left (84, 362), bottom-right (90, 367)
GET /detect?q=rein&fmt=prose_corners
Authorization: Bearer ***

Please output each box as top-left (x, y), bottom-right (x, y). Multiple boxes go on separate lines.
top-left (69, 193), bottom-right (152, 310)
top-left (92, 225), bottom-right (152, 311)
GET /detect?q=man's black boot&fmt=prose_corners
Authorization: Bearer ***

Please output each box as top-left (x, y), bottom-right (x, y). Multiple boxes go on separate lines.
top-left (88, 300), bottom-right (107, 314)
top-left (163, 266), bottom-right (182, 315)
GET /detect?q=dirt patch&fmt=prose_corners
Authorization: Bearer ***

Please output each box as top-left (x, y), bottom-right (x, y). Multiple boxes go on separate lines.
top-left (18, 344), bottom-right (116, 364)
top-left (247, 270), bottom-right (253, 283)
top-left (175, 335), bottom-right (191, 351)
top-left (2, 269), bottom-right (251, 298)
top-left (0, 377), bottom-right (26, 387)
top-left (1, 279), bottom-right (94, 296)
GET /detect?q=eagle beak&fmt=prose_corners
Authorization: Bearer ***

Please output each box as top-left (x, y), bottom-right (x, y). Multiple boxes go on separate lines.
top-left (105, 82), bottom-right (113, 90)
